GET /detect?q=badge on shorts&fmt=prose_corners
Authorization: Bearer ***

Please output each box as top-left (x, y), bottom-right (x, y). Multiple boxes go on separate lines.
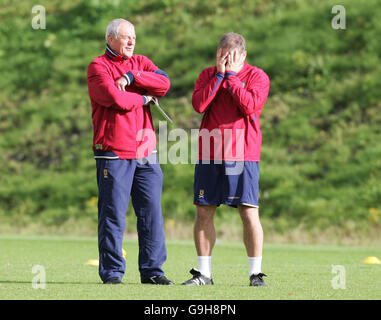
top-left (199, 189), bottom-right (204, 199)
top-left (103, 169), bottom-right (108, 178)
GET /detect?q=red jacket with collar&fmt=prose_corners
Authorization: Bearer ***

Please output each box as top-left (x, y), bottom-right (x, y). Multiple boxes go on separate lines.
top-left (192, 62), bottom-right (270, 161)
top-left (87, 47), bottom-right (170, 159)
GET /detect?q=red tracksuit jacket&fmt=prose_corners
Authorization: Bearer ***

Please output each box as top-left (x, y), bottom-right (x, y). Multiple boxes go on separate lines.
top-left (87, 47), bottom-right (170, 159)
top-left (192, 62), bottom-right (270, 161)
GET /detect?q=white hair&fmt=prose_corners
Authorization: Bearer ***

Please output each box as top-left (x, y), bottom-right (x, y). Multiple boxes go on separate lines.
top-left (105, 18), bottom-right (134, 41)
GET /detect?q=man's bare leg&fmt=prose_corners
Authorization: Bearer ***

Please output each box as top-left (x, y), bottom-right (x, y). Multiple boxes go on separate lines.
top-left (193, 205), bottom-right (217, 278)
top-left (194, 205), bottom-right (217, 256)
top-left (239, 205), bottom-right (264, 277)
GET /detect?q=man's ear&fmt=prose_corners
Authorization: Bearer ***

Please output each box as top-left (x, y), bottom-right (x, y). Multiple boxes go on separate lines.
top-left (242, 50), bottom-right (247, 61)
top-left (107, 34), bottom-right (114, 45)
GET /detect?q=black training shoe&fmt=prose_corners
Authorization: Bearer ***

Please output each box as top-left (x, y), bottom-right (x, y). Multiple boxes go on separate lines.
top-left (182, 268), bottom-right (214, 286)
top-left (249, 273), bottom-right (267, 286)
top-left (103, 277), bottom-right (123, 284)
top-left (141, 275), bottom-right (174, 285)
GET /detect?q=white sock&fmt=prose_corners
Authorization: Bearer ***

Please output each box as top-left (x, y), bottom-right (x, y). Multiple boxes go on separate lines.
top-left (248, 256), bottom-right (262, 276)
top-left (198, 256), bottom-right (212, 278)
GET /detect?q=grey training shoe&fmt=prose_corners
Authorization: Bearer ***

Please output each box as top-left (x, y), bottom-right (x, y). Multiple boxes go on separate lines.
top-left (182, 268), bottom-right (214, 286)
top-left (249, 273), bottom-right (267, 286)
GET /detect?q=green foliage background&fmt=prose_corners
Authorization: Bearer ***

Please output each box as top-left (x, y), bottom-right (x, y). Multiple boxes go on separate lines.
top-left (0, 0), bottom-right (380, 242)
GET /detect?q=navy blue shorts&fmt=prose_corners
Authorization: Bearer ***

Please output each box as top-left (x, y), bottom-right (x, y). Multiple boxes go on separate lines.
top-left (194, 161), bottom-right (260, 208)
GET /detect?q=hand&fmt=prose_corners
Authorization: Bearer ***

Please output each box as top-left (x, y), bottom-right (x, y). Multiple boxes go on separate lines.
top-left (225, 50), bottom-right (245, 73)
top-left (143, 95), bottom-right (155, 105)
top-left (115, 76), bottom-right (128, 91)
top-left (216, 48), bottom-right (229, 73)
top-left (151, 96), bottom-right (159, 105)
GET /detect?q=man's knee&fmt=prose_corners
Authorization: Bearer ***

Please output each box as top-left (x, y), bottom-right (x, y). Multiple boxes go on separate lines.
top-left (196, 205), bottom-right (216, 223)
top-left (239, 205), bottom-right (260, 224)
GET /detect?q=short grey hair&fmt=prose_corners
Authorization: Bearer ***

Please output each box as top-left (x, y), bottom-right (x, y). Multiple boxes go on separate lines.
top-left (105, 18), bottom-right (134, 41)
top-left (218, 32), bottom-right (246, 52)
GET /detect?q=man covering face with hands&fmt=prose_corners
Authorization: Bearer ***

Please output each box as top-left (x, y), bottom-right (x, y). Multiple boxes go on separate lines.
top-left (216, 47), bottom-right (246, 74)
top-left (182, 32), bottom-right (270, 287)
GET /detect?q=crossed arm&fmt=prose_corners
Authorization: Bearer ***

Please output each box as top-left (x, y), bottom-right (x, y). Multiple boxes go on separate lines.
top-left (87, 58), bottom-right (170, 112)
top-left (115, 69), bottom-right (170, 97)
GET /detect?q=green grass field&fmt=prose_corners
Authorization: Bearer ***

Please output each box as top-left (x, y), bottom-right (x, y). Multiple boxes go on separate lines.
top-left (0, 235), bottom-right (380, 300)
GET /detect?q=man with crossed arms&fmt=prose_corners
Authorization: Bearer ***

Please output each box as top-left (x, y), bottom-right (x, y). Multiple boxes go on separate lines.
top-left (87, 18), bottom-right (173, 285)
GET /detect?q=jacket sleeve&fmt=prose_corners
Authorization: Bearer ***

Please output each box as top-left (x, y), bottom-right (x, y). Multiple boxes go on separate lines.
top-left (192, 69), bottom-right (225, 114)
top-left (225, 68), bottom-right (270, 116)
top-left (123, 56), bottom-right (170, 97)
top-left (87, 61), bottom-right (145, 111)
